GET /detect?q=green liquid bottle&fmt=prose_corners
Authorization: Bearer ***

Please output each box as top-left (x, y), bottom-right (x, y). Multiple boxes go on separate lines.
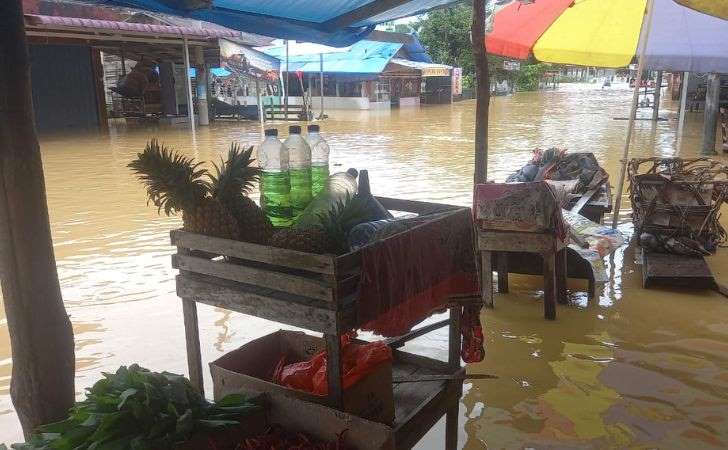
top-left (261, 171), bottom-right (292, 227)
top-left (259, 129), bottom-right (292, 227)
top-left (306, 124), bottom-right (331, 197)
top-left (284, 125), bottom-right (313, 219)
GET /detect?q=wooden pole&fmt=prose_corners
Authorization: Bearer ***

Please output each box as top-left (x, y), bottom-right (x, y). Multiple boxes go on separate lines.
top-left (182, 38), bottom-right (195, 132)
top-left (472, 0), bottom-right (490, 184)
top-left (702, 73), bottom-right (720, 155)
top-left (678, 72), bottom-right (690, 137)
top-left (284, 40), bottom-right (289, 120)
top-left (0, 0), bottom-right (75, 437)
top-left (611, 0), bottom-right (655, 228)
top-left (319, 53), bottom-right (325, 119)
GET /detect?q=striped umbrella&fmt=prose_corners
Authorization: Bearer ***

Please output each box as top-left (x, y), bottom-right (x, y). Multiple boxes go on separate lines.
top-left (487, 0), bottom-right (728, 72)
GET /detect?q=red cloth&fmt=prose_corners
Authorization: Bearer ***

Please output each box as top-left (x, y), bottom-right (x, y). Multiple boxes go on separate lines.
top-left (486, 0), bottom-right (573, 60)
top-left (357, 208), bottom-right (484, 362)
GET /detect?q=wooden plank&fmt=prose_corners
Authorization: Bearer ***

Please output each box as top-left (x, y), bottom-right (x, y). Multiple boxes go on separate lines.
top-left (385, 319), bottom-right (450, 349)
top-left (543, 253), bottom-right (557, 320)
top-left (393, 349), bottom-right (452, 374)
top-left (445, 400), bottom-right (458, 450)
top-left (325, 333), bottom-right (344, 409)
top-left (556, 249), bottom-right (568, 305)
top-left (448, 307), bottom-right (461, 371)
top-left (172, 253), bottom-right (335, 303)
top-left (182, 299), bottom-right (204, 395)
top-left (642, 252), bottom-right (715, 289)
top-left (323, 0), bottom-right (411, 29)
top-left (481, 251), bottom-right (494, 308)
top-left (171, 229), bottom-right (336, 275)
top-left (478, 230), bottom-right (557, 253)
top-left (376, 197), bottom-right (460, 215)
top-left (393, 373), bottom-right (497, 383)
top-left (393, 370), bottom-right (463, 450)
top-left (571, 180), bottom-right (604, 215)
top-left (176, 274), bottom-right (339, 334)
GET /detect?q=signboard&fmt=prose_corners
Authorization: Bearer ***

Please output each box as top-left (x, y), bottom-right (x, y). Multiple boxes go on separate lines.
top-left (421, 67), bottom-right (451, 77)
top-left (452, 67), bottom-right (463, 95)
top-left (503, 60), bottom-right (521, 71)
top-left (219, 39), bottom-right (279, 80)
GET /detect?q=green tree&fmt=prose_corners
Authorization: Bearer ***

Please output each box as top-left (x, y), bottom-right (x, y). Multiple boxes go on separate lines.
top-left (416, 4), bottom-right (559, 91)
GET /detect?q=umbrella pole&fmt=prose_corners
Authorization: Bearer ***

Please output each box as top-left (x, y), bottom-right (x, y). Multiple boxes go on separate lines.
top-left (611, 0), bottom-right (656, 229)
top-left (677, 71), bottom-right (689, 149)
top-left (472, 0), bottom-right (490, 185)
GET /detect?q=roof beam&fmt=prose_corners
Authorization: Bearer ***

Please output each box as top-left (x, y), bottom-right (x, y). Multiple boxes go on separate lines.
top-left (322, 0), bottom-right (412, 30)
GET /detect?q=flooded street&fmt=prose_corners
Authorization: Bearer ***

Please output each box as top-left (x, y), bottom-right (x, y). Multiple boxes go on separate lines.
top-left (2, 82), bottom-right (728, 448)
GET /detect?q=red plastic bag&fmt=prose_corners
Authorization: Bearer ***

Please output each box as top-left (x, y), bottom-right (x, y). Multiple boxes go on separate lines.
top-left (272, 333), bottom-right (392, 396)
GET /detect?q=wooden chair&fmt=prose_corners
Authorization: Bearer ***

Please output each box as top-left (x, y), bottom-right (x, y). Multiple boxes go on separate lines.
top-left (478, 230), bottom-right (567, 320)
top-left (474, 182), bottom-right (568, 320)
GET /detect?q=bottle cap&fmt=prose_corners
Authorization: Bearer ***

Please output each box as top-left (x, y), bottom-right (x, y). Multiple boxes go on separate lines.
top-left (289, 125), bottom-right (302, 134)
top-left (346, 168), bottom-right (359, 178)
top-left (307, 124), bottom-right (320, 133)
top-left (264, 128), bottom-right (278, 137)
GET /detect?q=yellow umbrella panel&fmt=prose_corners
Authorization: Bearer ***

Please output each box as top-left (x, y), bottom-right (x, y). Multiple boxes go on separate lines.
top-left (533, 0), bottom-right (647, 68)
top-left (673, 0), bottom-right (728, 20)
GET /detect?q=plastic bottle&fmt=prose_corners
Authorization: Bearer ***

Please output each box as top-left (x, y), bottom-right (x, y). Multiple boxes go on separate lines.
top-left (283, 125), bottom-right (313, 219)
top-left (348, 215), bottom-right (422, 251)
top-left (295, 169), bottom-right (358, 228)
top-left (258, 128), bottom-right (292, 227)
top-left (355, 170), bottom-right (393, 221)
top-left (306, 124), bottom-right (330, 197)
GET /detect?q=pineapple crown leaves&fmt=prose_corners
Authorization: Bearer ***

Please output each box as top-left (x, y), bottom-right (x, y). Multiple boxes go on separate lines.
top-left (315, 193), bottom-right (371, 253)
top-left (128, 139), bottom-right (210, 216)
top-left (209, 142), bottom-right (261, 204)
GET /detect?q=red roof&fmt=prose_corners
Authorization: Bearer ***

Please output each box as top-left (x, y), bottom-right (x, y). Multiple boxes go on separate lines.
top-left (25, 14), bottom-right (243, 39)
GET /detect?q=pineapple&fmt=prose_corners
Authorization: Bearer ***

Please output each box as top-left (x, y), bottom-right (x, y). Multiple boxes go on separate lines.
top-left (270, 194), bottom-right (371, 254)
top-left (209, 143), bottom-right (273, 245)
top-left (128, 139), bottom-right (239, 240)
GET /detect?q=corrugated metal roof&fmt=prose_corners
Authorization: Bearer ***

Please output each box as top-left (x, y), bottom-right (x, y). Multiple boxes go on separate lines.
top-left (25, 13), bottom-right (244, 38)
top-left (262, 40), bottom-right (403, 74)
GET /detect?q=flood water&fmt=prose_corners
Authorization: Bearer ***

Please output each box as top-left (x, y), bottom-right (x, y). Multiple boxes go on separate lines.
top-left (1, 82), bottom-right (728, 448)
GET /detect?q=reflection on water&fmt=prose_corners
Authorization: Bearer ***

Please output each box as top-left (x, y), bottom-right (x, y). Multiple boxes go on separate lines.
top-left (1, 82), bottom-right (727, 447)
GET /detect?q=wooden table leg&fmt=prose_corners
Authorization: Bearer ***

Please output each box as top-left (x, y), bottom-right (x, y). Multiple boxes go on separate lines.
top-left (448, 306), bottom-right (462, 371)
top-left (182, 298), bottom-right (204, 395)
top-left (445, 399), bottom-right (459, 450)
top-left (497, 252), bottom-right (509, 293)
top-left (556, 249), bottom-right (568, 305)
top-left (481, 251), bottom-right (494, 308)
top-left (542, 253), bottom-right (557, 320)
top-left (588, 273), bottom-right (596, 300)
top-left (325, 334), bottom-right (344, 408)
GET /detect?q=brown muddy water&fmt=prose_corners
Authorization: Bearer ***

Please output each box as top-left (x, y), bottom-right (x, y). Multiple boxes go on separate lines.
top-left (1, 82), bottom-right (728, 448)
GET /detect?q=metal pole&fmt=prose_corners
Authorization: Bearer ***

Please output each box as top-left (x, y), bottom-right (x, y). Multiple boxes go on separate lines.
top-left (652, 71), bottom-right (662, 121)
top-left (319, 53), bottom-right (325, 119)
top-left (611, 0), bottom-right (655, 228)
top-left (284, 39), bottom-right (289, 120)
top-left (182, 38), bottom-right (195, 132)
top-left (256, 77), bottom-right (264, 139)
top-left (703, 73), bottom-right (720, 154)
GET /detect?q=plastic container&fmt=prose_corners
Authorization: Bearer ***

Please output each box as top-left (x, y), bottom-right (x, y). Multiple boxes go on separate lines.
top-left (295, 169), bottom-right (358, 228)
top-left (258, 128), bottom-right (292, 227)
top-left (348, 218), bottom-right (414, 251)
top-left (284, 125), bottom-right (313, 218)
top-left (306, 124), bottom-right (331, 197)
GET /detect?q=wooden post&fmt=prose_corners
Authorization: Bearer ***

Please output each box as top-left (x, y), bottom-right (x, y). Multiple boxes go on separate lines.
top-left (182, 38), bottom-right (195, 132)
top-left (652, 71), bottom-right (662, 121)
top-left (325, 333), bottom-right (343, 408)
top-left (480, 250), bottom-right (493, 308)
top-left (472, 0), bottom-right (490, 184)
top-left (445, 306), bottom-right (461, 450)
top-left (542, 253), bottom-right (557, 320)
top-left (193, 46), bottom-right (209, 126)
top-left (496, 253), bottom-right (508, 293)
top-left (677, 72), bottom-right (690, 147)
top-left (703, 73), bottom-right (720, 155)
top-left (284, 40), bottom-right (289, 120)
top-left (0, 0), bottom-right (75, 436)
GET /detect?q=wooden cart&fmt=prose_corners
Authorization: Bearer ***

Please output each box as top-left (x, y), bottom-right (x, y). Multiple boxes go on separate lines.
top-left (171, 197), bottom-right (477, 450)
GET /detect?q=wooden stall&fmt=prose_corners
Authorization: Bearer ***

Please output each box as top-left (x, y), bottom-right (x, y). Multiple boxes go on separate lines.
top-left (171, 197), bottom-right (476, 449)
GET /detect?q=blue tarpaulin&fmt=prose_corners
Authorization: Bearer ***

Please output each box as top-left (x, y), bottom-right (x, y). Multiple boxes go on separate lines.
top-left (89, 0), bottom-right (464, 46)
top-left (261, 40), bottom-right (402, 77)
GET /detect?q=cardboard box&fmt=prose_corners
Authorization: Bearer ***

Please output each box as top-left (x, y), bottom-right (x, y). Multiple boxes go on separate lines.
top-left (210, 330), bottom-right (395, 425)
top-left (178, 392), bottom-right (395, 450)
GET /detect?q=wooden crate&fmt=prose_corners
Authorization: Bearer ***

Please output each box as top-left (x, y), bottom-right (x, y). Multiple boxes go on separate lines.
top-left (171, 197), bottom-right (463, 334)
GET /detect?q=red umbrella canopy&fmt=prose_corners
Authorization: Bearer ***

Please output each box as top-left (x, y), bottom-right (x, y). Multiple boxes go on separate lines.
top-left (487, 0), bottom-right (573, 60)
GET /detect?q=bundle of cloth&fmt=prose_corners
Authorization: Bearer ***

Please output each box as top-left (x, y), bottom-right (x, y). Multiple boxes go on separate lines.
top-left (506, 148), bottom-right (608, 193)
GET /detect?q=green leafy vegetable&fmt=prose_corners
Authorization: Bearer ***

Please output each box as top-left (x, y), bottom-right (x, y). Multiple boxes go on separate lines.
top-left (8, 365), bottom-right (260, 450)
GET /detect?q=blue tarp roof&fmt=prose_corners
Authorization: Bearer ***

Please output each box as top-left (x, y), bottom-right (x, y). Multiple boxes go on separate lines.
top-left (90, 0), bottom-right (464, 46)
top-left (262, 40), bottom-right (403, 76)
